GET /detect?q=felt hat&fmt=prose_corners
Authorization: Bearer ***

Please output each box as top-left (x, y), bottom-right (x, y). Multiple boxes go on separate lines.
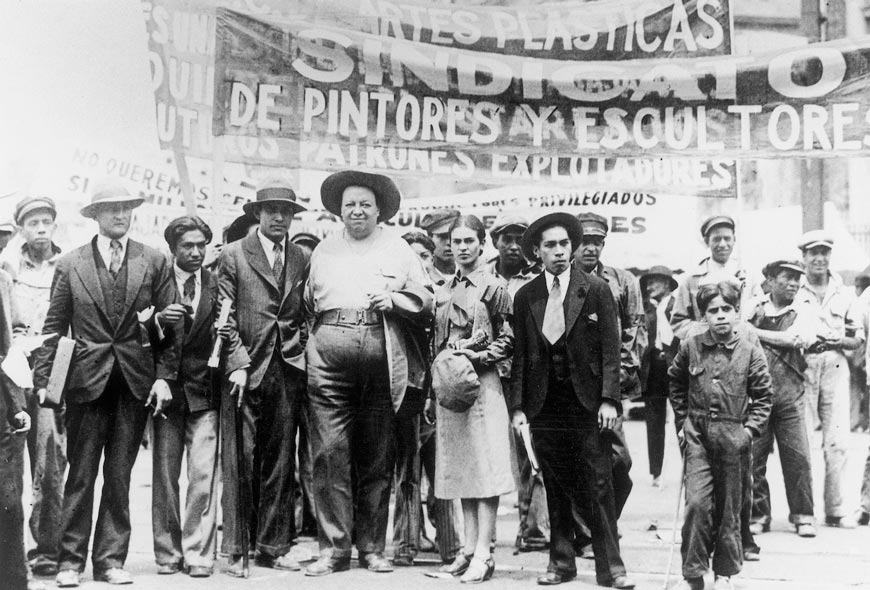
top-left (520, 213), bottom-right (584, 262)
top-left (243, 177), bottom-right (307, 216)
top-left (80, 182), bottom-right (144, 219)
top-left (321, 171), bottom-right (401, 222)
top-left (640, 265), bottom-right (679, 292)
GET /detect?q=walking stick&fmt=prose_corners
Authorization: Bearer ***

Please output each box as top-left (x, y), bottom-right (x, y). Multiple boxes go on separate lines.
top-left (662, 453), bottom-right (686, 590)
top-left (234, 397), bottom-right (250, 578)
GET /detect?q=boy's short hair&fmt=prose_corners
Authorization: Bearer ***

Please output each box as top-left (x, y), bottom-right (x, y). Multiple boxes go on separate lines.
top-left (696, 281), bottom-right (741, 315)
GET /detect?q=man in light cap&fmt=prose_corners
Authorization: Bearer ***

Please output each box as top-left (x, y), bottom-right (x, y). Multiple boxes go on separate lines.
top-left (486, 214), bottom-right (549, 551)
top-left (746, 259), bottom-right (817, 538)
top-left (32, 182), bottom-right (179, 587)
top-left (573, 212), bottom-right (647, 527)
top-left (0, 196), bottom-right (65, 577)
top-left (217, 177), bottom-right (310, 575)
top-left (794, 230), bottom-right (864, 528)
top-left (419, 209), bottom-right (460, 286)
top-left (670, 215), bottom-right (760, 340)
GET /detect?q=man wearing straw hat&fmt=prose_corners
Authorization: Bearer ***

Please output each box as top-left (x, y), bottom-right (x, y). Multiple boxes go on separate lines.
top-left (217, 177), bottom-right (310, 575)
top-left (32, 182), bottom-right (179, 587)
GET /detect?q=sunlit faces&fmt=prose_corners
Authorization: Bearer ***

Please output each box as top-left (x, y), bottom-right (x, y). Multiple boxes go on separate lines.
top-left (451, 225), bottom-right (483, 269)
top-left (766, 268), bottom-right (801, 305)
top-left (341, 186), bottom-right (380, 239)
top-left (703, 295), bottom-right (738, 338)
top-left (94, 203), bottom-right (134, 239)
top-left (705, 226), bottom-right (734, 264)
top-left (534, 226), bottom-right (572, 276)
top-left (802, 245), bottom-right (831, 277)
top-left (255, 201), bottom-right (296, 243)
top-left (495, 231), bottom-right (525, 265)
top-left (431, 230), bottom-right (452, 265)
top-left (20, 210), bottom-right (56, 248)
top-left (575, 235), bottom-right (604, 272)
top-left (174, 229), bottom-right (207, 273)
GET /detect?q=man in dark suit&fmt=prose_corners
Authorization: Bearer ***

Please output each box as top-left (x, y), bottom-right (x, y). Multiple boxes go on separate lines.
top-left (33, 183), bottom-right (179, 587)
top-left (509, 213), bottom-right (634, 589)
top-left (217, 178), bottom-right (309, 575)
top-left (150, 216), bottom-right (220, 577)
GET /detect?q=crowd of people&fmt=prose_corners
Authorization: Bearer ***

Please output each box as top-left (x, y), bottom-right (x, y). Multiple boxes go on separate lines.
top-left (0, 171), bottom-right (869, 590)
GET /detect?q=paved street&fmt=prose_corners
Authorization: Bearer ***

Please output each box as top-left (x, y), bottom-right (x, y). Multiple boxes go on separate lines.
top-left (25, 417), bottom-right (870, 590)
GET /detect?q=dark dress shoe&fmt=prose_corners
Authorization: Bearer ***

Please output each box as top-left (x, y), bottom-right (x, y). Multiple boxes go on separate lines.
top-left (30, 561), bottom-right (58, 577)
top-left (186, 566), bottom-right (213, 578)
top-left (857, 510), bottom-right (870, 526)
top-left (537, 571), bottom-right (576, 585)
top-left (256, 553), bottom-right (301, 571)
top-left (392, 554), bottom-right (414, 567)
top-left (157, 562), bottom-right (181, 575)
top-left (601, 575), bottom-right (636, 589)
top-left (359, 552), bottom-right (394, 572)
top-left (304, 555), bottom-right (351, 577)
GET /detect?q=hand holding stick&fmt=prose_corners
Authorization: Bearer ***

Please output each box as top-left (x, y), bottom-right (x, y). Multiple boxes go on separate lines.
top-left (208, 299), bottom-right (232, 368)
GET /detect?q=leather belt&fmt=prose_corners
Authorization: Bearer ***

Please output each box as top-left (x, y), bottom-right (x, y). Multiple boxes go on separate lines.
top-left (318, 308), bottom-right (382, 326)
top-left (689, 409), bottom-right (742, 423)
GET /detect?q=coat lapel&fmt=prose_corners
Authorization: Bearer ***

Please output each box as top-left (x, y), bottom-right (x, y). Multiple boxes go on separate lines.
top-left (564, 269), bottom-right (589, 336)
top-left (242, 233), bottom-right (279, 293)
top-left (185, 269), bottom-right (214, 345)
top-left (72, 242), bottom-right (109, 324)
top-left (528, 274), bottom-right (548, 342)
top-left (280, 241), bottom-right (296, 308)
top-left (123, 240), bottom-right (147, 319)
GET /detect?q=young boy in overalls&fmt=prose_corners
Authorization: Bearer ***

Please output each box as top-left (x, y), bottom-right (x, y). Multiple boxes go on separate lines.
top-left (669, 282), bottom-right (772, 590)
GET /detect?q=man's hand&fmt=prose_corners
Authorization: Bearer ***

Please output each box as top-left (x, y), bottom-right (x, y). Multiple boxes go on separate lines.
top-left (216, 323), bottom-right (232, 341)
top-left (424, 398), bottom-right (436, 425)
top-left (146, 379), bottom-right (172, 418)
top-left (12, 411), bottom-right (30, 434)
top-left (367, 291), bottom-right (394, 312)
top-left (156, 303), bottom-right (187, 325)
top-left (677, 428), bottom-right (686, 452)
top-left (455, 348), bottom-right (484, 367)
top-left (598, 400), bottom-right (618, 430)
top-left (36, 388), bottom-right (47, 405)
top-left (229, 369), bottom-right (248, 408)
top-left (511, 410), bottom-right (528, 436)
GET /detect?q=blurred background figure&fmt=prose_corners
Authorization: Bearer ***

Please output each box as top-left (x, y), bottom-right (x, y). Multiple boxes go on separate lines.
top-left (0, 221), bottom-right (16, 254)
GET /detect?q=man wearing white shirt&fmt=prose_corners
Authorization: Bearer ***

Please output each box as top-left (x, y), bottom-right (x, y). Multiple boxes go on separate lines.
top-left (150, 217), bottom-right (220, 577)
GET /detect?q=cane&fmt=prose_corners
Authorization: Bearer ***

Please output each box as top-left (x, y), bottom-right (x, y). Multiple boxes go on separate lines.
top-left (662, 453), bottom-right (686, 590)
top-left (234, 397), bottom-right (250, 578)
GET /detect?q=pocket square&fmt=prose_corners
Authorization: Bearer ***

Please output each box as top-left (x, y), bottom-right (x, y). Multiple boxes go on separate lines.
top-left (587, 313), bottom-right (598, 322)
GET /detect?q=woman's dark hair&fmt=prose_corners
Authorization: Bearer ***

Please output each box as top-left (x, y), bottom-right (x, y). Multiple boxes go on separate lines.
top-left (402, 231), bottom-right (435, 253)
top-left (164, 215), bottom-right (213, 253)
top-left (447, 215), bottom-right (486, 246)
top-left (696, 281), bottom-right (741, 315)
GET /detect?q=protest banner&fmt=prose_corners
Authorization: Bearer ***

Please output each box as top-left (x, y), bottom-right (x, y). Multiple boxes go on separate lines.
top-left (211, 10), bottom-right (870, 173)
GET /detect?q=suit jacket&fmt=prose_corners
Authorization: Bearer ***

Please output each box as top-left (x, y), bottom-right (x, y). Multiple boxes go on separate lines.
top-left (509, 267), bottom-right (621, 419)
top-left (32, 238), bottom-right (179, 403)
top-left (159, 268), bottom-right (219, 413)
top-left (218, 232), bottom-right (309, 390)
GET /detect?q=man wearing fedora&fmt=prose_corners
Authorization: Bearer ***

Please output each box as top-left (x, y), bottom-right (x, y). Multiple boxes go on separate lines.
top-left (420, 209), bottom-right (460, 286)
top-left (0, 196), bottom-right (65, 577)
top-left (794, 230), bottom-right (863, 529)
top-left (510, 213), bottom-right (634, 589)
top-left (639, 265), bottom-right (679, 488)
top-left (304, 170), bottom-right (433, 576)
top-left (745, 259), bottom-right (817, 538)
top-left (32, 183), bottom-right (179, 587)
top-left (217, 178), bottom-right (310, 574)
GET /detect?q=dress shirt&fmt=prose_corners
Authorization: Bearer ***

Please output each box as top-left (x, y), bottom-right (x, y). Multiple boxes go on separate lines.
top-left (257, 229), bottom-right (286, 269)
top-left (543, 267), bottom-right (570, 307)
top-left (795, 272), bottom-right (864, 343)
top-left (95, 234), bottom-right (129, 271)
top-left (174, 264), bottom-right (202, 317)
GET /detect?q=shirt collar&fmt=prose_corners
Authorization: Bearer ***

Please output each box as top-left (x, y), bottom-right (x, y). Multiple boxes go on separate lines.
top-left (257, 229), bottom-right (286, 254)
top-left (699, 327), bottom-right (741, 349)
top-left (173, 263), bottom-right (201, 285)
top-left (97, 234), bottom-right (129, 251)
top-left (544, 267), bottom-right (571, 291)
top-left (451, 266), bottom-right (482, 288)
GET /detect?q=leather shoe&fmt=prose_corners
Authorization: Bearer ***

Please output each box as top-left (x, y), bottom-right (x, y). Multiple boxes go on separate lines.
top-left (825, 515), bottom-right (858, 529)
top-left (392, 554), bottom-right (414, 567)
top-left (857, 510), bottom-right (870, 526)
top-left (743, 548), bottom-right (760, 561)
top-left (304, 555), bottom-right (351, 577)
top-left (601, 575), bottom-right (636, 589)
top-left (713, 575), bottom-right (735, 590)
top-left (419, 534), bottom-right (437, 553)
top-left (94, 568), bottom-right (133, 585)
top-left (748, 521), bottom-right (769, 535)
top-left (55, 570), bottom-right (80, 588)
top-left (796, 523), bottom-right (817, 537)
top-left (359, 552), bottom-right (394, 572)
top-left (256, 553), bottom-right (301, 571)
top-left (537, 571), bottom-right (576, 585)
top-left (186, 566), bottom-right (213, 578)
top-left (30, 561), bottom-right (58, 577)
top-left (157, 562), bottom-right (181, 575)
top-left (224, 555), bottom-right (247, 578)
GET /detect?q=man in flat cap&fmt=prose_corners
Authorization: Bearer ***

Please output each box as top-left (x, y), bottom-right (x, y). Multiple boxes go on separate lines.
top-left (420, 209), bottom-right (460, 286)
top-left (573, 212), bottom-right (647, 527)
top-left (0, 196), bottom-right (65, 577)
top-left (746, 260), bottom-right (817, 538)
top-left (794, 230), bottom-right (863, 528)
top-left (670, 215), bottom-right (760, 340)
top-left (32, 183), bottom-right (179, 587)
top-left (486, 214), bottom-right (549, 551)
top-left (217, 178), bottom-right (310, 575)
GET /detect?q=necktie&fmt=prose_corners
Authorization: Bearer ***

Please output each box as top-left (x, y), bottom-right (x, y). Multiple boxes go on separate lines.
top-left (181, 275), bottom-right (196, 333)
top-left (542, 276), bottom-right (565, 344)
top-left (109, 239), bottom-right (122, 278)
top-left (272, 242), bottom-right (284, 283)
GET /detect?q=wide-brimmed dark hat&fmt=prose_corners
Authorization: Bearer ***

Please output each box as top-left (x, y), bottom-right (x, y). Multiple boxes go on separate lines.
top-left (80, 182), bottom-right (145, 219)
top-left (243, 178), bottom-right (307, 216)
top-left (521, 213), bottom-right (584, 262)
top-left (640, 265), bottom-right (678, 292)
top-left (223, 213), bottom-right (258, 244)
top-left (321, 171), bottom-right (401, 223)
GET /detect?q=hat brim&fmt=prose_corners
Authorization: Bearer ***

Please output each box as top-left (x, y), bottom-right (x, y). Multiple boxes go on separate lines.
top-left (521, 213), bottom-right (584, 262)
top-left (640, 273), bottom-right (678, 292)
top-left (799, 240), bottom-right (833, 251)
top-left (491, 223), bottom-right (529, 239)
top-left (80, 196), bottom-right (145, 219)
top-left (764, 262), bottom-right (805, 277)
top-left (242, 198), bottom-right (307, 216)
top-left (321, 171), bottom-right (401, 222)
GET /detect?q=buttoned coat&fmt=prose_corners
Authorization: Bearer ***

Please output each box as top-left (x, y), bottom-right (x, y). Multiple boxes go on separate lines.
top-left (32, 238), bottom-right (179, 403)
